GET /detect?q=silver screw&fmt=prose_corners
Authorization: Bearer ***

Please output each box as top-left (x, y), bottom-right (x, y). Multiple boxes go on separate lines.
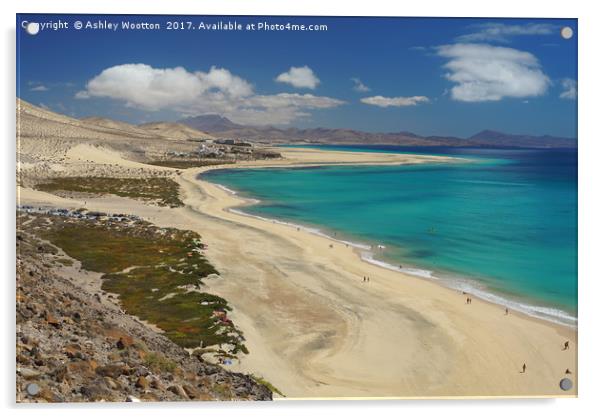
top-left (559, 378), bottom-right (573, 391)
top-left (26, 383), bottom-right (40, 396)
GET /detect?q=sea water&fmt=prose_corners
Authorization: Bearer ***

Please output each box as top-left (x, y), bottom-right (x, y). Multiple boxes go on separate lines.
top-left (203, 146), bottom-right (577, 325)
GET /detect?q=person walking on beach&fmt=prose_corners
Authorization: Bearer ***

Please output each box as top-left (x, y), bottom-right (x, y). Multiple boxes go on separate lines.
top-left (563, 341), bottom-right (570, 350)
top-left (505, 307), bottom-right (509, 315)
top-left (521, 363), bottom-right (527, 373)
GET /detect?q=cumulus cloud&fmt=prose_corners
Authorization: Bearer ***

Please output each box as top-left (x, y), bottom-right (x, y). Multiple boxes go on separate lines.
top-left (275, 66), bottom-right (320, 89)
top-left (456, 23), bottom-right (557, 43)
top-left (76, 64), bottom-right (251, 109)
top-left (351, 77), bottom-right (370, 92)
top-left (436, 43), bottom-right (550, 102)
top-left (559, 78), bottom-right (577, 100)
top-left (76, 63), bottom-right (343, 125)
top-left (360, 95), bottom-right (429, 107)
top-left (30, 85), bottom-right (48, 92)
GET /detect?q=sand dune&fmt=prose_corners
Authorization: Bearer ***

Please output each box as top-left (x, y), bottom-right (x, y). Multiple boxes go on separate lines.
top-left (64, 144), bottom-right (169, 170)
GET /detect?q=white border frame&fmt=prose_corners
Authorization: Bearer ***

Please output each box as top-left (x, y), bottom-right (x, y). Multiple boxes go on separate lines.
top-left (3, 1), bottom-right (600, 416)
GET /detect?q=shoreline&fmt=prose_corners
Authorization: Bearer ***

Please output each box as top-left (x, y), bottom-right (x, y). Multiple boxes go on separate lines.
top-left (202, 164), bottom-right (577, 329)
top-left (18, 147), bottom-right (578, 397)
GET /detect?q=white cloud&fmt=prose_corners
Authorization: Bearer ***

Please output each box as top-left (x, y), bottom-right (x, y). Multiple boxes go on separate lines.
top-left (275, 66), bottom-right (320, 89)
top-left (360, 95), bottom-right (429, 107)
top-left (196, 66), bottom-right (253, 98)
top-left (30, 85), bottom-right (48, 92)
top-left (76, 64), bottom-right (250, 110)
top-left (457, 23), bottom-right (557, 43)
top-left (249, 93), bottom-right (343, 109)
top-left (76, 63), bottom-right (343, 125)
top-left (351, 77), bottom-right (370, 92)
top-left (559, 78), bottom-right (577, 100)
top-left (436, 43), bottom-right (550, 102)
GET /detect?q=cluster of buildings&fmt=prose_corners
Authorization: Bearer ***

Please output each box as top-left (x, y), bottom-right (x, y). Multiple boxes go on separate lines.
top-left (166, 139), bottom-right (255, 160)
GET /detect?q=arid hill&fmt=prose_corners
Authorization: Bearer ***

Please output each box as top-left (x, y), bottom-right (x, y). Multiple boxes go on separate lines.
top-left (137, 122), bottom-right (214, 141)
top-left (81, 117), bottom-right (159, 138)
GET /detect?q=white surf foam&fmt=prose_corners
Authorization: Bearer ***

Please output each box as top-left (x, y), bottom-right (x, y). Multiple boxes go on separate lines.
top-left (361, 251), bottom-right (576, 326)
top-left (228, 208), bottom-right (372, 250)
top-left (360, 251), bottom-right (436, 279)
top-left (214, 184), bottom-right (238, 195)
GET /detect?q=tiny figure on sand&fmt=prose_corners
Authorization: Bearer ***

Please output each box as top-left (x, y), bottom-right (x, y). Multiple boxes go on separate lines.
top-left (563, 341), bottom-right (570, 350)
top-left (521, 363), bottom-right (527, 373)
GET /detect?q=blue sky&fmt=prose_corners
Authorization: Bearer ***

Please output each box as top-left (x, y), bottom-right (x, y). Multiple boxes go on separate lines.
top-left (17, 14), bottom-right (577, 137)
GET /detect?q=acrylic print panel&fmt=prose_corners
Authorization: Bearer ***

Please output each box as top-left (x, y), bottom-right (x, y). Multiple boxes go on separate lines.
top-left (16, 14), bottom-right (577, 401)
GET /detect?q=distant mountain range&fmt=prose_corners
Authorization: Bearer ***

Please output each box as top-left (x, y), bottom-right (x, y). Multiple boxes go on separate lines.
top-left (179, 114), bottom-right (576, 149)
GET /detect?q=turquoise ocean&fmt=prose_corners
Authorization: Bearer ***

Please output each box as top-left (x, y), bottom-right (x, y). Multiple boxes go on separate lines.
top-left (202, 146), bottom-right (577, 326)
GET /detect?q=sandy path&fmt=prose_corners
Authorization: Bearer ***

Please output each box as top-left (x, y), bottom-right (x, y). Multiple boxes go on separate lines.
top-left (17, 148), bottom-right (577, 399)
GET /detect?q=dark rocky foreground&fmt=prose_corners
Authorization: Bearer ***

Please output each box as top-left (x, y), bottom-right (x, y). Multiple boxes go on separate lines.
top-left (16, 231), bottom-right (272, 402)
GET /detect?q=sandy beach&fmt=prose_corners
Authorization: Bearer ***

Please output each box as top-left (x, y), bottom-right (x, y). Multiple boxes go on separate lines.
top-left (18, 146), bottom-right (577, 399)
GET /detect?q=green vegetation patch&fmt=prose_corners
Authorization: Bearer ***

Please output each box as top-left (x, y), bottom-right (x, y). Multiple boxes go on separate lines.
top-left (36, 177), bottom-right (183, 207)
top-left (251, 375), bottom-right (285, 397)
top-left (147, 159), bottom-right (235, 169)
top-left (29, 213), bottom-right (246, 354)
top-left (55, 258), bottom-right (74, 266)
top-left (41, 223), bottom-right (209, 274)
top-left (142, 351), bottom-right (178, 373)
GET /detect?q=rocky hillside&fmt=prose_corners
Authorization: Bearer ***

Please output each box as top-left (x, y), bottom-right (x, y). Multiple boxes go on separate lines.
top-left (16, 222), bottom-right (272, 402)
